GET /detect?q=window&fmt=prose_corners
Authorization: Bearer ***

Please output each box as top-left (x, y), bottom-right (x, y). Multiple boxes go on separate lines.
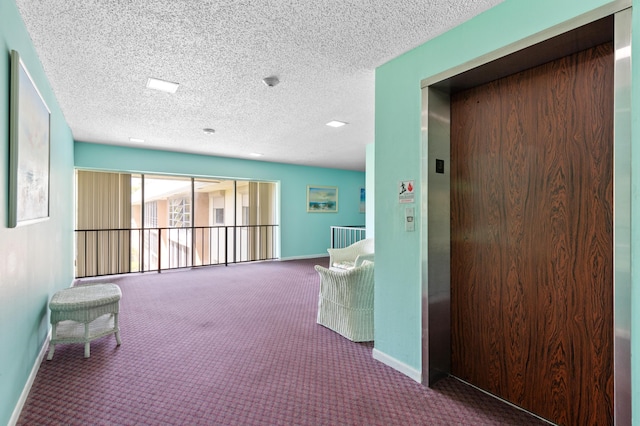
top-left (241, 193), bottom-right (250, 225)
top-left (169, 197), bottom-right (191, 228)
top-left (77, 172), bottom-right (278, 277)
top-left (144, 201), bottom-right (157, 228)
top-left (214, 208), bottom-right (224, 224)
top-left (212, 195), bottom-right (225, 225)
top-left (242, 206), bottom-right (250, 225)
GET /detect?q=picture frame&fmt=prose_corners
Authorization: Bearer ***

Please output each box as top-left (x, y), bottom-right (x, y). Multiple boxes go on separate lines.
top-left (359, 187), bottom-right (366, 213)
top-left (9, 50), bottom-right (51, 227)
top-left (307, 185), bottom-right (338, 213)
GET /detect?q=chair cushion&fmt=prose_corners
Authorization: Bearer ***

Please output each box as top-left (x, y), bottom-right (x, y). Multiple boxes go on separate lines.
top-left (332, 261), bottom-right (355, 270)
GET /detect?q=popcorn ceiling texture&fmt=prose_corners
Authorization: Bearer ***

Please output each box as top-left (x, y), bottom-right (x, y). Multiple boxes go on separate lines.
top-left (16, 0), bottom-right (502, 171)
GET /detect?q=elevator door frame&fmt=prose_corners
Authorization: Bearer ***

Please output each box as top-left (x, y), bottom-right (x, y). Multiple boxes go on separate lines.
top-left (420, 7), bottom-right (631, 424)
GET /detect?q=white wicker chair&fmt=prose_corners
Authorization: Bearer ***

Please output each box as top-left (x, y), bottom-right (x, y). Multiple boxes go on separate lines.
top-left (314, 260), bottom-right (374, 342)
top-left (327, 238), bottom-right (374, 271)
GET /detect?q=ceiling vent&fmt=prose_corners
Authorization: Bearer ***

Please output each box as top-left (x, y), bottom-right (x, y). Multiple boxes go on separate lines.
top-left (262, 76), bottom-right (280, 87)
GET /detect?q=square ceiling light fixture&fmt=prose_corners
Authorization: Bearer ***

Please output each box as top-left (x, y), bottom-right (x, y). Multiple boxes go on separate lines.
top-left (146, 77), bottom-right (180, 93)
top-left (326, 120), bottom-right (347, 128)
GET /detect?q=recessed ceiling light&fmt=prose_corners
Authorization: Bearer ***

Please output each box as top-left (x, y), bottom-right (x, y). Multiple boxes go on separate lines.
top-left (326, 120), bottom-right (347, 128)
top-left (146, 77), bottom-right (179, 93)
top-left (249, 153), bottom-right (263, 157)
top-left (203, 128), bottom-right (216, 134)
top-left (129, 137), bottom-right (145, 143)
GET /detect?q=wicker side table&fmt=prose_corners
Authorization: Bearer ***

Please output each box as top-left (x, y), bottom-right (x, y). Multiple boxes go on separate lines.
top-left (47, 283), bottom-right (122, 360)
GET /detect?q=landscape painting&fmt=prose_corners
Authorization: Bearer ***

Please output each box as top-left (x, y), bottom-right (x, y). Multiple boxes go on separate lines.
top-left (307, 185), bottom-right (338, 213)
top-left (9, 50), bottom-right (51, 227)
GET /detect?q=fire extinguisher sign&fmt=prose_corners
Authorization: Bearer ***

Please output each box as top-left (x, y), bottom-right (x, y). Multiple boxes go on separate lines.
top-left (398, 180), bottom-right (415, 203)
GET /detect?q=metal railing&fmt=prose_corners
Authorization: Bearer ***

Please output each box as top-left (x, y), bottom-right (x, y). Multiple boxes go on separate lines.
top-left (330, 225), bottom-right (366, 249)
top-left (75, 225), bottom-right (279, 278)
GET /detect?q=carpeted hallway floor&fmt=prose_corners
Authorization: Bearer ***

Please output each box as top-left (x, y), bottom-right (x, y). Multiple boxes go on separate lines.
top-left (17, 258), bottom-right (548, 425)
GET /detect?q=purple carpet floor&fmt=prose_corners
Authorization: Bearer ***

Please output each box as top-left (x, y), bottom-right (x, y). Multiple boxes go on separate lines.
top-left (17, 258), bottom-right (548, 425)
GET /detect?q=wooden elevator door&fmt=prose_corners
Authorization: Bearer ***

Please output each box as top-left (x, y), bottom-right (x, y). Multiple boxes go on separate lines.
top-left (450, 43), bottom-right (613, 425)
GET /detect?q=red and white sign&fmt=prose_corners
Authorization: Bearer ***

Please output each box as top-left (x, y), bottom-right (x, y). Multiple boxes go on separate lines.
top-left (398, 180), bottom-right (415, 203)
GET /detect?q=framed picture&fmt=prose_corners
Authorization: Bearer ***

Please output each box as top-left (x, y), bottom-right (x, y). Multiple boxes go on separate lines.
top-left (9, 50), bottom-right (51, 227)
top-left (307, 185), bottom-right (338, 213)
top-left (359, 187), bottom-right (366, 213)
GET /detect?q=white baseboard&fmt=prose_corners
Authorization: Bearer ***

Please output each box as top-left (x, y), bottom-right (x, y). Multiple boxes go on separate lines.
top-left (280, 253), bottom-right (328, 261)
top-left (372, 348), bottom-right (422, 383)
top-left (9, 330), bottom-right (50, 426)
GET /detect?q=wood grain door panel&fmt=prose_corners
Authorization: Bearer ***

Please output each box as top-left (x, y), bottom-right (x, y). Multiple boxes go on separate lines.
top-left (450, 43), bottom-right (613, 425)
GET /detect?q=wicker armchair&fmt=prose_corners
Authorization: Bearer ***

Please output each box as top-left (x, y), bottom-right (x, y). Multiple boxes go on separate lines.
top-left (314, 260), bottom-right (374, 342)
top-left (328, 238), bottom-right (374, 271)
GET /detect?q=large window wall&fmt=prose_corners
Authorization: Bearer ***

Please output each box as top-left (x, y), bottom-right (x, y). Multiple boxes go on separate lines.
top-left (76, 171), bottom-right (278, 277)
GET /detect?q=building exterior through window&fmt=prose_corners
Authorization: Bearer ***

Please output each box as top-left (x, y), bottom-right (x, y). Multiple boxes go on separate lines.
top-left (75, 171), bottom-right (279, 277)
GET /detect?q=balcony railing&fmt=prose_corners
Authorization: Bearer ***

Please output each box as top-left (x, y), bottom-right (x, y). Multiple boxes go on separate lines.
top-left (75, 225), bottom-right (279, 278)
top-left (330, 225), bottom-right (366, 249)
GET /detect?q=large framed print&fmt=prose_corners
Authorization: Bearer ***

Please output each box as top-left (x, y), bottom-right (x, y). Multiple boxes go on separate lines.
top-left (9, 50), bottom-right (51, 227)
top-left (307, 185), bottom-right (338, 213)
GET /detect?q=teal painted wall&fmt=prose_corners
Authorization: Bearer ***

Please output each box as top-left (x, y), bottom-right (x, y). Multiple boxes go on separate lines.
top-left (375, 0), bottom-right (637, 417)
top-left (365, 143), bottom-right (375, 238)
top-left (0, 0), bottom-right (75, 424)
top-left (75, 142), bottom-right (365, 259)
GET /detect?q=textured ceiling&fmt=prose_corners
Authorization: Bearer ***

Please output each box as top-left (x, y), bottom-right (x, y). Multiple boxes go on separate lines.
top-left (16, 0), bottom-right (503, 171)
